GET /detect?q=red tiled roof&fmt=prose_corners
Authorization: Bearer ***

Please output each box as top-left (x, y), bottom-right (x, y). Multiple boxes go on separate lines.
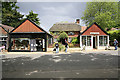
top-left (0, 24), bottom-right (14, 32)
top-left (0, 27), bottom-right (7, 35)
top-left (0, 24), bottom-right (14, 35)
top-left (12, 20), bottom-right (43, 33)
top-left (82, 23), bottom-right (108, 35)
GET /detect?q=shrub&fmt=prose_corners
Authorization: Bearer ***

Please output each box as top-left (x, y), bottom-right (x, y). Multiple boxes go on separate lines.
top-left (108, 30), bottom-right (120, 47)
top-left (58, 32), bottom-right (68, 42)
top-left (68, 43), bottom-right (74, 48)
top-left (71, 37), bottom-right (79, 44)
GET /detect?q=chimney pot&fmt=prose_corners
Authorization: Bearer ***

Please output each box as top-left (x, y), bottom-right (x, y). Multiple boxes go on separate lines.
top-left (76, 19), bottom-right (80, 24)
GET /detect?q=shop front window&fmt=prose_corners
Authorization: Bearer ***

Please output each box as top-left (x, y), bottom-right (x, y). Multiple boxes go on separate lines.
top-left (99, 36), bottom-right (107, 46)
top-left (104, 36), bottom-right (107, 46)
top-left (99, 36), bottom-right (103, 46)
top-left (11, 38), bottom-right (30, 50)
top-left (87, 36), bottom-right (91, 46)
top-left (82, 36), bottom-right (86, 46)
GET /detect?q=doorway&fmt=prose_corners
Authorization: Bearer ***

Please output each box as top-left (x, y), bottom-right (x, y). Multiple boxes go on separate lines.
top-left (93, 37), bottom-right (96, 48)
top-left (36, 39), bottom-right (43, 51)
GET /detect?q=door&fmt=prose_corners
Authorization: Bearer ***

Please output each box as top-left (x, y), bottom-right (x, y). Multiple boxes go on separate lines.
top-left (93, 37), bottom-right (96, 48)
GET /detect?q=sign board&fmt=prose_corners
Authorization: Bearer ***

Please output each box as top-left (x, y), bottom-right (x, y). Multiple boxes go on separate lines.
top-left (90, 32), bottom-right (99, 34)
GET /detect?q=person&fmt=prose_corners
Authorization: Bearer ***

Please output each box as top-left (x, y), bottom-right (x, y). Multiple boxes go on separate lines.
top-left (55, 42), bottom-right (59, 53)
top-left (114, 39), bottom-right (118, 50)
top-left (0, 44), bottom-right (5, 52)
top-left (65, 42), bottom-right (68, 53)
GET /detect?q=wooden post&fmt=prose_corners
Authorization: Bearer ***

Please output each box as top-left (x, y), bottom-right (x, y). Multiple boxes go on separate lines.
top-left (91, 35), bottom-right (93, 49)
top-left (107, 35), bottom-right (109, 46)
top-left (97, 35), bottom-right (99, 49)
top-left (45, 33), bottom-right (47, 52)
top-left (80, 35), bottom-right (82, 48)
top-left (8, 34), bottom-right (11, 52)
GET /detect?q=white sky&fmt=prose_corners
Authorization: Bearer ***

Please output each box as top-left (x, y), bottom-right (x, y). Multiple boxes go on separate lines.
top-left (16, 0), bottom-right (119, 32)
top-left (16, 2), bottom-right (87, 32)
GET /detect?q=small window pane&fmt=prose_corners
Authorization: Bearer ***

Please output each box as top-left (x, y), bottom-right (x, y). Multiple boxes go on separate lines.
top-left (99, 36), bottom-right (104, 46)
top-left (104, 36), bottom-right (107, 46)
top-left (82, 36), bottom-right (86, 46)
top-left (87, 36), bottom-right (91, 46)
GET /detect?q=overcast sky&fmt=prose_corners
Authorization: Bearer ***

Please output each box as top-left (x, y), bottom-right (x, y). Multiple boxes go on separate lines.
top-left (16, 2), bottom-right (87, 32)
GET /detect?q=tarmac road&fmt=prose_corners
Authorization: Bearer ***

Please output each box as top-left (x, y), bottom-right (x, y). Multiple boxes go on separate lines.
top-left (1, 52), bottom-right (120, 79)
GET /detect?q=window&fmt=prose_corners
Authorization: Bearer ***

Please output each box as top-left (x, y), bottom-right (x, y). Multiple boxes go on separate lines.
top-left (99, 36), bottom-right (107, 46)
top-left (82, 36), bottom-right (86, 46)
top-left (2, 38), bottom-right (7, 41)
top-left (99, 36), bottom-right (103, 46)
top-left (68, 32), bottom-right (74, 35)
top-left (11, 38), bottom-right (30, 50)
top-left (104, 36), bottom-right (107, 46)
top-left (87, 36), bottom-right (91, 46)
top-left (82, 36), bottom-right (91, 46)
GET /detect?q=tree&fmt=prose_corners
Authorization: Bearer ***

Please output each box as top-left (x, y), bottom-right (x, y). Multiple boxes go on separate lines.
top-left (26, 10), bottom-right (40, 25)
top-left (116, 1), bottom-right (120, 28)
top-left (2, 2), bottom-right (24, 27)
top-left (81, 1), bottom-right (118, 30)
top-left (58, 32), bottom-right (68, 44)
top-left (0, 0), bottom-right (2, 23)
top-left (107, 30), bottom-right (120, 47)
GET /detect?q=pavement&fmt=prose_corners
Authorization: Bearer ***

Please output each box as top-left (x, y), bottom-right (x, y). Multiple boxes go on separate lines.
top-left (0, 49), bottom-right (119, 79)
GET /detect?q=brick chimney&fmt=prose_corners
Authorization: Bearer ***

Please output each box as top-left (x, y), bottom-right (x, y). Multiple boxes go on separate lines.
top-left (76, 19), bottom-right (80, 24)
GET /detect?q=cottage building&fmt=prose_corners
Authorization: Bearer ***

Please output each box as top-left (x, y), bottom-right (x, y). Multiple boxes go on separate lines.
top-left (8, 19), bottom-right (52, 52)
top-left (80, 22), bottom-right (109, 49)
top-left (49, 19), bottom-right (81, 43)
top-left (0, 24), bottom-right (14, 50)
top-left (49, 19), bottom-right (109, 50)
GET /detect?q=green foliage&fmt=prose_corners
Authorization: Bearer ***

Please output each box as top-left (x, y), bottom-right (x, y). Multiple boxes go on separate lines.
top-left (68, 43), bottom-right (74, 48)
top-left (26, 10), bottom-right (40, 25)
top-left (58, 32), bottom-right (68, 41)
top-left (116, 1), bottom-right (120, 28)
top-left (107, 30), bottom-right (120, 34)
top-left (81, 1), bottom-right (118, 30)
top-left (2, 2), bottom-right (24, 27)
top-left (58, 42), bottom-right (65, 51)
top-left (71, 37), bottom-right (79, 44)
top-left (50, 32), bottom-right (53, 35)
top-left (107, 30), bottom-right (120, 47)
